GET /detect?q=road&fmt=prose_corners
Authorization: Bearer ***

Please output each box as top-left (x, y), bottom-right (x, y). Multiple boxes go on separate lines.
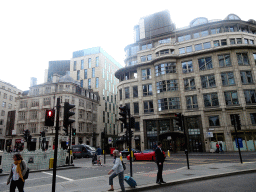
top-left (0, 153), bottom-right (255, 191)
top-left (145, 172), bottom-right (256, 192)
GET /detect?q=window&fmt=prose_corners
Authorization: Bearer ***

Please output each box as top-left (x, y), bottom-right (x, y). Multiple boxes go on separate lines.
top-left (186, 95), bottom-right (198, 109)
top-left (209, 116), bottom-right (220, 126)
top-left (179, 47), bottom-right (185, 54)
top-left (96, 57), bottom-right (99, 67)
top-left (144, 100), bottom-right (154, 113)
top-left (240, 71), bottom-right (253, 84)
top-left (141, 43), bottom-right (152, 50)
top-left (244, 38), bottom-right (249, 44)
top-left (142, 84), bottom-right (152, 96)
top-left (198, 57), bottom-right (213, 71)
top-left (31, 99), bottom-right (39, 107)
top-left (73, 61), bottom-right (77, 71)
top-left (31, 111), bottom-right (37, 119)
top-left (20, 100), bottom-right (28, 108)
top-left (9, 95), bottom-right (13, 101)
top-left (1, 110), bottom-right (5, 116)
top-left (142, 68), bottom-right (151, 80)
top-left (182, 61), bottom-right (193, 73)
top-left (88, 58), bottom-right (91, 68)
top-left (201, 75), bottom-right (216, 88)
top-left (3, 93), bottom-right (7, 99)
top-left (92, 68), bottom-right (95, 78)
top-left (237, 38), bottom-right (242, 44)
top-left (2, 102), bottom-right (6, 108)
top-left (253, 53), bottom-right (256, 64)
top-left (125, 87), bottom-right (130, 99)
top-left (250, 113), bottom-right (256, 125)
top-left (134, 102), bottom-right (139, 114)
top-left (43, 97), bottom-right (51, 106)
top-left (224, 91), bottom-right (239, 105)
top-left (237, 53), bottom-right (249, 65)
top-left (8, 103), bottom-right (12, 109)
top-left (88, 79), bottom-right (91, 89)
top-left (19, 112), bottom-right (26, 120)
top-left (203, 93), bottom-right (219, 107)
top-left (158, 97), bottom-right (180, 111)
top-left (221, 72), bottom-right (235, 86)
top-left (244, 90), bottom-right (256, 104)
top-left (141, 56), bottom-right (146, 62)
top-left (133, 86), bottom-right (138, 98)
top-left (77, 70), bottom-right (80, 80)
top-left (221, 39), bottom-right (227, 46)
top-left (211, 28), bottom-right (220, 34)
top-left (81, 60), bottom-right (84, 69)
top-left (195, 44), bottom-right (202, 51)
top-left (84, 69), bottom-right (87, 79)
top-left (250, 40), bottom-right (254, 45)
top-left (156, 80), bottom-right (178, 93)
top-left (186, 46), bottom-right (192, 53)
top-left (147, 55), bottom-right (152, 61)
top-left (184, 78), bottom-right (196, 91)
top-left (80, 80), bottom-right (83, 87)
top-left (218, 54), bottom-right (231, 67)
top-left (178, 35), bottom-right (191, 42)
top-left (230, 38), bottom-right (236, 45)
top-left (96, 77), bottom-right (99, 88)
top-left (0, 119), bottom-right (3, 125)
top-left (158, 38), bottom-right (170, 44)
top-left (213, 40), bottom-right (220, 47)
top-left (119, 89), bottom-right (122, 100)
top-left (155, 63), bottom-right (176, 76)
top-left (203, 42), bottom-right (211, 49)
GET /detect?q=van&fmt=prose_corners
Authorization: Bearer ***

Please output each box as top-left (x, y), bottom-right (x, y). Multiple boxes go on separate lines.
top-left (72, 145), bottom-right (94, 159)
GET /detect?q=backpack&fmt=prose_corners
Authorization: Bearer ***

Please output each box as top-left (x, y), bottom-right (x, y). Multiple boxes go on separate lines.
top-left (121, 161), bottom-right (126, 170)
top-left (21, 161), bottom-right (29, 180)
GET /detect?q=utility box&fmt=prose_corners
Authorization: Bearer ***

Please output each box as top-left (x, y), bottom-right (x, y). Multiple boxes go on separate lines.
top-left (0, 150), bottom-right (3, 173)
top-left (49, 158), bottom-right (54, 169)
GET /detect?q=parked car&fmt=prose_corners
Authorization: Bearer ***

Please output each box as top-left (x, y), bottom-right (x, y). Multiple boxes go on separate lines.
top-left (127, 149), bottom-right (166, 161)
top-left (121, 149), bottom-right (140, 158)
top-left (72, 145), bottom-right (95, 159)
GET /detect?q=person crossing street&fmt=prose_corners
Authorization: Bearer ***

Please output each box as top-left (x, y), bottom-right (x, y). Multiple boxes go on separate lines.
top-left (155, 142), bottom-right (166, 184)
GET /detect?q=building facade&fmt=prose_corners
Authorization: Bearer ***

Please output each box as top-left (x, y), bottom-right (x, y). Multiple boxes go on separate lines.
top-left (46, 60), bottom-right (70, 83)
top-left (115, 11), bottom-right (256, 152)
top-left (5, 74), bottom-right (99, 151)
top-left (69, 47), bottom-right (122, 150)
top-left (0, 80), bottom-right (22, 151)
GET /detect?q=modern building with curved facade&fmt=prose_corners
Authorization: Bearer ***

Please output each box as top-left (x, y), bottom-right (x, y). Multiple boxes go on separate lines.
top-left (115, 10), bottom-right (256, 152)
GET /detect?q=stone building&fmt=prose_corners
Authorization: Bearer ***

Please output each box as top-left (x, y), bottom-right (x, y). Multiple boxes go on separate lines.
top-left (6, 74), bottom-right (99, 151)
top-left (115, 10), bottom-right (256, 152)
top-left (0, 80), bottom-right (22, 151)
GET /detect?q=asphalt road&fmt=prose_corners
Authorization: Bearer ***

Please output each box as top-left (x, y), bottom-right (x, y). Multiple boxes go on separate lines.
top-left (0, 153), bottom-right (255, 191)
top-left (145, 172), bottom-right (256, 192)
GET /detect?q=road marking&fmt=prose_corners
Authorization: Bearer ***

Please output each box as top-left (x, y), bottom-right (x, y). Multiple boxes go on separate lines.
top-left (42, 171), bottom-right (74, 181)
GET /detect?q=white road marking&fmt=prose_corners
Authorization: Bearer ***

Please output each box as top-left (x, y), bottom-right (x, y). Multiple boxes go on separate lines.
top-left (42, 171), bottom-right (74, 181)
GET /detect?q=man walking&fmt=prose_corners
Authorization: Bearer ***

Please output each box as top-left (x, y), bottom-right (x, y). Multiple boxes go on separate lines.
top-left (155, 142), bottom-right (166, 184)
top-left (96, 146), bottom-right (102, 165)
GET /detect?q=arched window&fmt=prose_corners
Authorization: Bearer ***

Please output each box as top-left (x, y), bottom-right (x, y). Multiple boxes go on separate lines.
top-left (190, 17), bottom-right (208, 27)
top-left (225, 14), bottom-right (241, 20)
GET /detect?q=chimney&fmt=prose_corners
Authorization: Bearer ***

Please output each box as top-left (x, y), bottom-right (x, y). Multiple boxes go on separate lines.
top-left (52, 73), bottom-right (60, 83)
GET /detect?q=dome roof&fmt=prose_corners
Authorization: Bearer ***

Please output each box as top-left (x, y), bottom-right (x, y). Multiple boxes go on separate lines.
top-left (59, 74), bottom-right (80, 86)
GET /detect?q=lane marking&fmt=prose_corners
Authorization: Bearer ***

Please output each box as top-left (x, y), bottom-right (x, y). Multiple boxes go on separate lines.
top-left (42, 172), bottom-right (74, 181)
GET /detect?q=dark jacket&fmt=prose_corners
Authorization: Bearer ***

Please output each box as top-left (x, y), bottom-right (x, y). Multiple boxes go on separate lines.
top-left (155, 147), bottom-right (165, 163)
top-left (7, 160), bottom-right (27, 183)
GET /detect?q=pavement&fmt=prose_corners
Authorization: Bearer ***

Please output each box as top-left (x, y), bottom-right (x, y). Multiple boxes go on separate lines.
top-left (5, 152), bottom-right (256, 192)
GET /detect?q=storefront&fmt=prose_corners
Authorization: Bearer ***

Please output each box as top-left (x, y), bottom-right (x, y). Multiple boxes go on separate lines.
top-left (134, 135), bottom-right (141, 151)
top-left (15, 139), bottom-right (24, 151)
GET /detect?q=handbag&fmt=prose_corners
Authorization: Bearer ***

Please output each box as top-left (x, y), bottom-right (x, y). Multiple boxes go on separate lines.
top-left (122, 161), bottom-right (126, 170)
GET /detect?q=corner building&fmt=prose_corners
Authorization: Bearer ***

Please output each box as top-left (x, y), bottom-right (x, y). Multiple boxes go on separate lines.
top-left (115, 11), bottom-right (256, 152)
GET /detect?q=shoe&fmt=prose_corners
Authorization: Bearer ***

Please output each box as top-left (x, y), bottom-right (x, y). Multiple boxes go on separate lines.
top-left (161, 181), bottom-right (166, 184)
top-left (108, 189), bottom-right (114, 191)
top-left (156, 181), bottom-right (161, 184)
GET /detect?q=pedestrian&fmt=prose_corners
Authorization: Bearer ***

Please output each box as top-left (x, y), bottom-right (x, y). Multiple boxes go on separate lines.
top-left (219, 142), bottom-right (223, 153)
top-left (96, 146), bottom-right (102, 166)
top-left (7, 154), bottom-right (27, 192)
top-left (107, 150), bottom-right (125, 191)
top-left (216, 143), bottom-right (219, 153)
top-left (153, 142), bottom-right (157, 151)
top-left (155, 142), bottom-right (166, 184)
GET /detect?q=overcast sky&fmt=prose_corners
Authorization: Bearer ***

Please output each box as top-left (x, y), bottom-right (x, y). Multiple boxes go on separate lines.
top-left (0, 0), bottom-right (255, 91)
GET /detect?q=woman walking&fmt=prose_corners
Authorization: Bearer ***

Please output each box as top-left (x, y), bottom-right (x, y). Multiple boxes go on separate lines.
top-left (7, 154), bottom-right (27, 192)
top-left (108, 150), bottom-right (125, 191)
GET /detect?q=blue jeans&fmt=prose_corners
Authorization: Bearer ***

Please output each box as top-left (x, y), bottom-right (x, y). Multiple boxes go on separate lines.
top-left (109, 171), bottom-right (125, 192)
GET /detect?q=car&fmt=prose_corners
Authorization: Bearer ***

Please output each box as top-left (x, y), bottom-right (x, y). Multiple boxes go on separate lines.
top-left (121, 149), bottom-right (140, 158)
top-left (72, 145), bottom-right (95, 159)
top-left (127, 149), bottom-right (166, 161)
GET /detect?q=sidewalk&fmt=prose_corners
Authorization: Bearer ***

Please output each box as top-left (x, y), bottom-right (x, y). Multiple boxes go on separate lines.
top-left (18, 160), bottom-right (256, 192)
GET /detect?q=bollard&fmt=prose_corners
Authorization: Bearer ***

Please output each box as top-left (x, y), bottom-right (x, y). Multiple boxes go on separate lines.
top-left (168, 150), bottom-right (170, 157)
top-left (120, 155), bottom-right (122, 161)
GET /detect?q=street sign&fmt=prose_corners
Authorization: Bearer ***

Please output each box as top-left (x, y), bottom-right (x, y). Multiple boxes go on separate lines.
top-left (206, 132), bottom-right (213, 137)
top-left (108, 137), bottom-right (113, 144)
top-left (235, 138), bottom-right (243, 148)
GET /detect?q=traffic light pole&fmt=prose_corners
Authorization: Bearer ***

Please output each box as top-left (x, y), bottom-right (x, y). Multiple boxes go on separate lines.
top-left (234, 115), bottom-right (243, 164)
top-left (52, 98), bottom-right (60, 192)
top-left (104, 127), bottom-right (106, 164)
top-left (182, 114), bottom-right (190, 169)
top-left (69, 124), bottom-right (72, 165)
top-left (128, 109), bottom-right (133, 177)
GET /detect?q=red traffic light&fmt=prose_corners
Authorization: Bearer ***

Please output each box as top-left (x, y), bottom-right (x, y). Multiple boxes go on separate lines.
top-left (45, 109), bottom-right (55, 126)
top-left (47, 110), bottom-right (53, 117)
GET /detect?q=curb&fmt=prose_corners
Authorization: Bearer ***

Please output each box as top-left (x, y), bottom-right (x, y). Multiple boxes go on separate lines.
top-left (121, 168), bottom-right (256, 192)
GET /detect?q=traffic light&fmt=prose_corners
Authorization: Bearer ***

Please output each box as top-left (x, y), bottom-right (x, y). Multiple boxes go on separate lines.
top-left (130, 117), bottom-right (135, 128)
top-left (45, 109), bottom-right (55, 126)
top-left (130, 130), bottom-right (134, 138)
top-left (23, 129), bottom-right (29, 142)
top-left (174, 113), bottom-right (183, 128)
top-left (72, 128), bottom-right (76, 136)
top-left (63, 102), bottom-right (75, 135)
top-left (40, 131), bottom-right (45, 138)
top-left (119, 106), bottom-right (127, 128)
top-left (101, 131), bottom-right (105, 139)
top-left (28, 134), bottom-right (32, 142)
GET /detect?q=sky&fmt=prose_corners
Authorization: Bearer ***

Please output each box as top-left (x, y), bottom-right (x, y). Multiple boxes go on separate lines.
top-left (0, 0), bottom-right (255, 91)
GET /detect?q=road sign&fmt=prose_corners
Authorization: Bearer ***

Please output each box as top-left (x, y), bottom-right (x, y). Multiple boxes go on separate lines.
top-left (206, 132), bottom-right (213, 137)
top-left (235, 138), bottom-right (243, 148)
top-left (108, 137), bottom-right (113, 144)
